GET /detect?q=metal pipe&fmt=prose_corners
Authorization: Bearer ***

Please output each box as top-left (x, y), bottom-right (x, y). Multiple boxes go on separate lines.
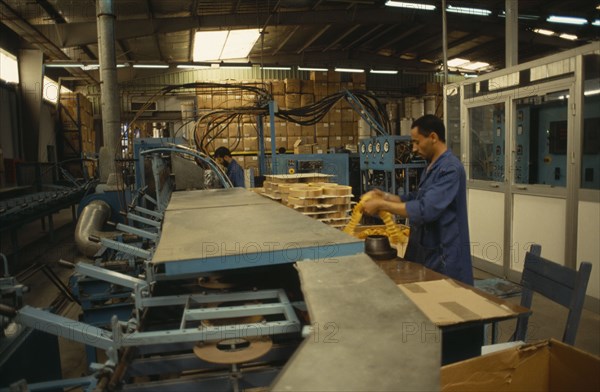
top-left (75, 200), bottom-right (118, 257)
top-left (442, 0), bottom-right (448, 85)
top-left (96, 0), bottom-right (120, 181)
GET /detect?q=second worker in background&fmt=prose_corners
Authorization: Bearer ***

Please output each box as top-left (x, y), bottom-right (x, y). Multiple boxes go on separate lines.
top-left (362, 115), bottom-right (473, 285)
top-left (214, 147), bottom-right (245, 188)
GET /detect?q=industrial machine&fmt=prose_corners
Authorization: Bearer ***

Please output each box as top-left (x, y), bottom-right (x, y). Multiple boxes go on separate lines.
top-left (272, 153), bottom-right (350, 185)
top-left (358, 135), bottom-right (426, 197)
top-left (0, 142), bottom-right (364, 391)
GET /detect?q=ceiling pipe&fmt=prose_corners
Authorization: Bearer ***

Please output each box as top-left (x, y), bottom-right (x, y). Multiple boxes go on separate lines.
top-left (96, 0), bottom-right (121, 182)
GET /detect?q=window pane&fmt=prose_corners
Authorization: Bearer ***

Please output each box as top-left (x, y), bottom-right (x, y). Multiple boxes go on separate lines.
top-left (581, 53), bottom-right (600, 190)
top-left (469, 103), bottom-right (505, 181)
top-left (514, 90), bottom-right (569, 186)
top-left (0, 48), bottom-right (19, 84)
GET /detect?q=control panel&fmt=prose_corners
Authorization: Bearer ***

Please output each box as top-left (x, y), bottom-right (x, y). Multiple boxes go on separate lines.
top-left (358, 135), bottom-right (414, 170)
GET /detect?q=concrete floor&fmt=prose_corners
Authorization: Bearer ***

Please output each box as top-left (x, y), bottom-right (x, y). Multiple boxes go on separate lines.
top-left (6, 211), bottom-right (600, 383)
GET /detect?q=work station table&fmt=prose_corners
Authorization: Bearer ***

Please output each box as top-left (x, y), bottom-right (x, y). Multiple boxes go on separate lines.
top-left (374, 258), bottom-right (531, 364)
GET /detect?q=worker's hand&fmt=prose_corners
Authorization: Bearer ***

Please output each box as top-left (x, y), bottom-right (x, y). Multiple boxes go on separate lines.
top-left (362, 198), bottom-right (383, 216)
top-left (361, 189), bottom-right (386, 202)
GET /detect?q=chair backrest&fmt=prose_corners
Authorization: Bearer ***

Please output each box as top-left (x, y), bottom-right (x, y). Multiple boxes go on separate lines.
top-left (515, 247), bottom-right (592, 345)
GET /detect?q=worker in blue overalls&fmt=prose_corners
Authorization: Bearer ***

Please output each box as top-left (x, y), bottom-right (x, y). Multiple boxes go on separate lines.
top-left (362, 115), bottom-right (473, 285)
top-left (214, 147), bottom-right (245, 188)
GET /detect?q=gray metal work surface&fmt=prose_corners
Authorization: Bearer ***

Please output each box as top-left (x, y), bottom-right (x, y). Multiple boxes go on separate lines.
top-left (166, 188), bottom-right (272, 211)
top-left (152, 189), bottom-right (363, 275)
top-left (272, 254), bottom-right (441, 391)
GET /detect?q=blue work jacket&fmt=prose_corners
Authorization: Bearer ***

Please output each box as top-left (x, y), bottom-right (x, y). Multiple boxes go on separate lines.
top-left (227, 159), bottom-right (245, 187)
top-left (402, 150), bottom-right (474, 285)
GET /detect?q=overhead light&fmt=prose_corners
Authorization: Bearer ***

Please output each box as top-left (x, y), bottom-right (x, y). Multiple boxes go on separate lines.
top-left (45, 63), bottom-right (85, 68)
top-left (298, 66), bottom-right (328, 71)
top-left (334, 67), bottom-right (364, 73)
top-left (584, 88), bottom-right (600, 96)
top-left (385, 1), bottom-right (435, 11)
top-left (177, 63), bottom-right (212, 69)
top-left (462, 73), bottom-right (478, 78)
top-left (446, 5), bottom-right (491, 16)
top-left (546, 15), bottom-right (588, 25)
top-left (461, 61), bottom-right (489, 70)
top-left (370, 69), bottom-right (398, 74)
top-left (447, 58), bottom-right (470, 67)
top-left (133, 64), bottom-right (169, 69)
top-left (498, 11), bottom-right (539, 20)
top-left (193, 29), bottom-right (261, 62)
top-left (559, 33), bottom-right (578, 41)
top-left (533, 28), bottom-right (555, 36)
top-left (592, 19), bottom-right (600, 26)
top-left (261, 66), bottom-right (292, 70)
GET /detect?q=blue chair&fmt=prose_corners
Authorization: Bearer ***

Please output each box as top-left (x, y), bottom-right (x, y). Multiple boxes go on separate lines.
top-left (513, 245), bottom-right (592, 345)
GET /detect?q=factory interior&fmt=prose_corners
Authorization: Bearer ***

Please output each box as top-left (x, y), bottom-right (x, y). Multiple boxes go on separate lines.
top-left (0, 0), bottom-right (599, 391)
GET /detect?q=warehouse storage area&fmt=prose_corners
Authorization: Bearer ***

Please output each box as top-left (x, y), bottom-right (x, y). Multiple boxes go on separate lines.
top-left (0, 1), bottom-right (598, 391)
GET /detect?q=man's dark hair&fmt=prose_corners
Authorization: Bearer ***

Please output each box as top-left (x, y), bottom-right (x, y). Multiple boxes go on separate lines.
top-left (411, 114), bottom-right (446, 142)
top-left (214, 146), bottom-right (232, 158)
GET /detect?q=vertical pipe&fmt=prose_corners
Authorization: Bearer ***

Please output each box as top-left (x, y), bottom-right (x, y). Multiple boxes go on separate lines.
top-left (441, 0), bottom-right (448, 86)
top-left (505, 0), bottom-right (518, 67)
top-left (96, 0), bottom-right (120, 181)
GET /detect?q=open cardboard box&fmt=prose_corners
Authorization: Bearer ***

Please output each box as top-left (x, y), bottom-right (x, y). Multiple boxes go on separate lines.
top-left (441, 339), bottom-right (600, 391)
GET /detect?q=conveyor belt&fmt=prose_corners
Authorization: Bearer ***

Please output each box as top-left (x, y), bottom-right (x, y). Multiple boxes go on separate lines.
top-left (151, 188), bottom-right (363, 277)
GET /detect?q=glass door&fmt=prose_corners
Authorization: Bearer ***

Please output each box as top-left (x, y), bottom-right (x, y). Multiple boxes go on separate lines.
top-left (509, 85), bottom-right (573, 275)
top-left (465, 98), bottom-right (508, 275)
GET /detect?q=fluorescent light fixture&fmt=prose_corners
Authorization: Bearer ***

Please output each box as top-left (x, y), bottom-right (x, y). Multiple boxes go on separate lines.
top-left (592, 19), bottom-right (600, 26)
top-left (133, 64), bottom-right (169, 69)
top-left (533, 28), bottom-right (555, 36)
top-left (177, 64), bottom-right (212, 69)
top-left (370, 69), bottom-right (398, 74)
top-left (584, 88), bottom-right (600, 96)
top-left (447, 5), bottom-right (491, 16)
top-left (559, 33), bottom-right (578, 41)
top-left (45, 63), bottom-right (84, 68)
top-left (194, 29), bottom-right (261, 62)
top-left (298, 66), bottom-right (328, 71)
top-left (461, 61), bottom-right (489, 70)
top-left (0, 48), bottom-right (19, 84)
top-left (462, 73), bottom-right (478, 78)
top-left (81, 64), bottom-right (100, 70)
top-left (546, 15), bottom-right (588, 25)
top-left (261, 66), bottom-right (291, 70)
top-left (447, 58), bottom-right (470, 67)
top-left (334, 67), bottom-right (364, 73)
top-left (385, 1), bottom-right (435, 11)
top-left (499, 11), bottom-right (539, 20)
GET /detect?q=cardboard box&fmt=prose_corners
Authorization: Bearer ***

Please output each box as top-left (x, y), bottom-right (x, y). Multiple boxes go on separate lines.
top-left (327, 70), bottom-right (341, 83)
top-left (301, 80), bottom-right (314, 94)
top-left (285, 93), bottom-right (301, 109)
top-left (285, 78), bottom-right (302, 94)
top-left (316, 123), bottom-right (330, 137)
top-left (310, 71), bottom-right (328, 82)
top-left (327, 82), bottom-right (341, 95)
top-left (314, 82), bottom-right (328, 97)
top-left (293, 139), bottom-right (316, 154)
top-left (274, 94), bottom-right (286, 110)
top-left (441, 339), bottom-right (600, 392)
top-left (271, 80), bottom-right (285, 95)
top-left (300, 93), bottom-right (314, 106)
top-left (288, 123), bottom-right (302, 137)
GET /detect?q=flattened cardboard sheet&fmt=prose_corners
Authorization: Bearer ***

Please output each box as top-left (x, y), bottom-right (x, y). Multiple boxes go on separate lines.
top-left (398, 279), bottom-right (516, 326)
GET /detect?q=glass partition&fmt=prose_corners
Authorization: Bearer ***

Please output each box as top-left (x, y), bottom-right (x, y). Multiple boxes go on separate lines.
top-left (581, 53), bottom-right (600, 190)
top-left (513, 90), bottom-right (569, 186)
top-left (468, 103), bottom-right (505, 181)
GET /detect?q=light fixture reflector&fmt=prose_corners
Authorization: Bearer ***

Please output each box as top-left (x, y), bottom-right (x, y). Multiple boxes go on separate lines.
top-left (385, 1), bottom-right (435, 11)
top-left (334, 67), bottom-right (364, 73)
top-left (370, 69), bottom-right (398, 74)
top-left (446, 5), bottom-right (491, 16)
top-left (298, 66), bottom-right (328, 71)
top-left (546, 15), bottom-right (588, 25)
